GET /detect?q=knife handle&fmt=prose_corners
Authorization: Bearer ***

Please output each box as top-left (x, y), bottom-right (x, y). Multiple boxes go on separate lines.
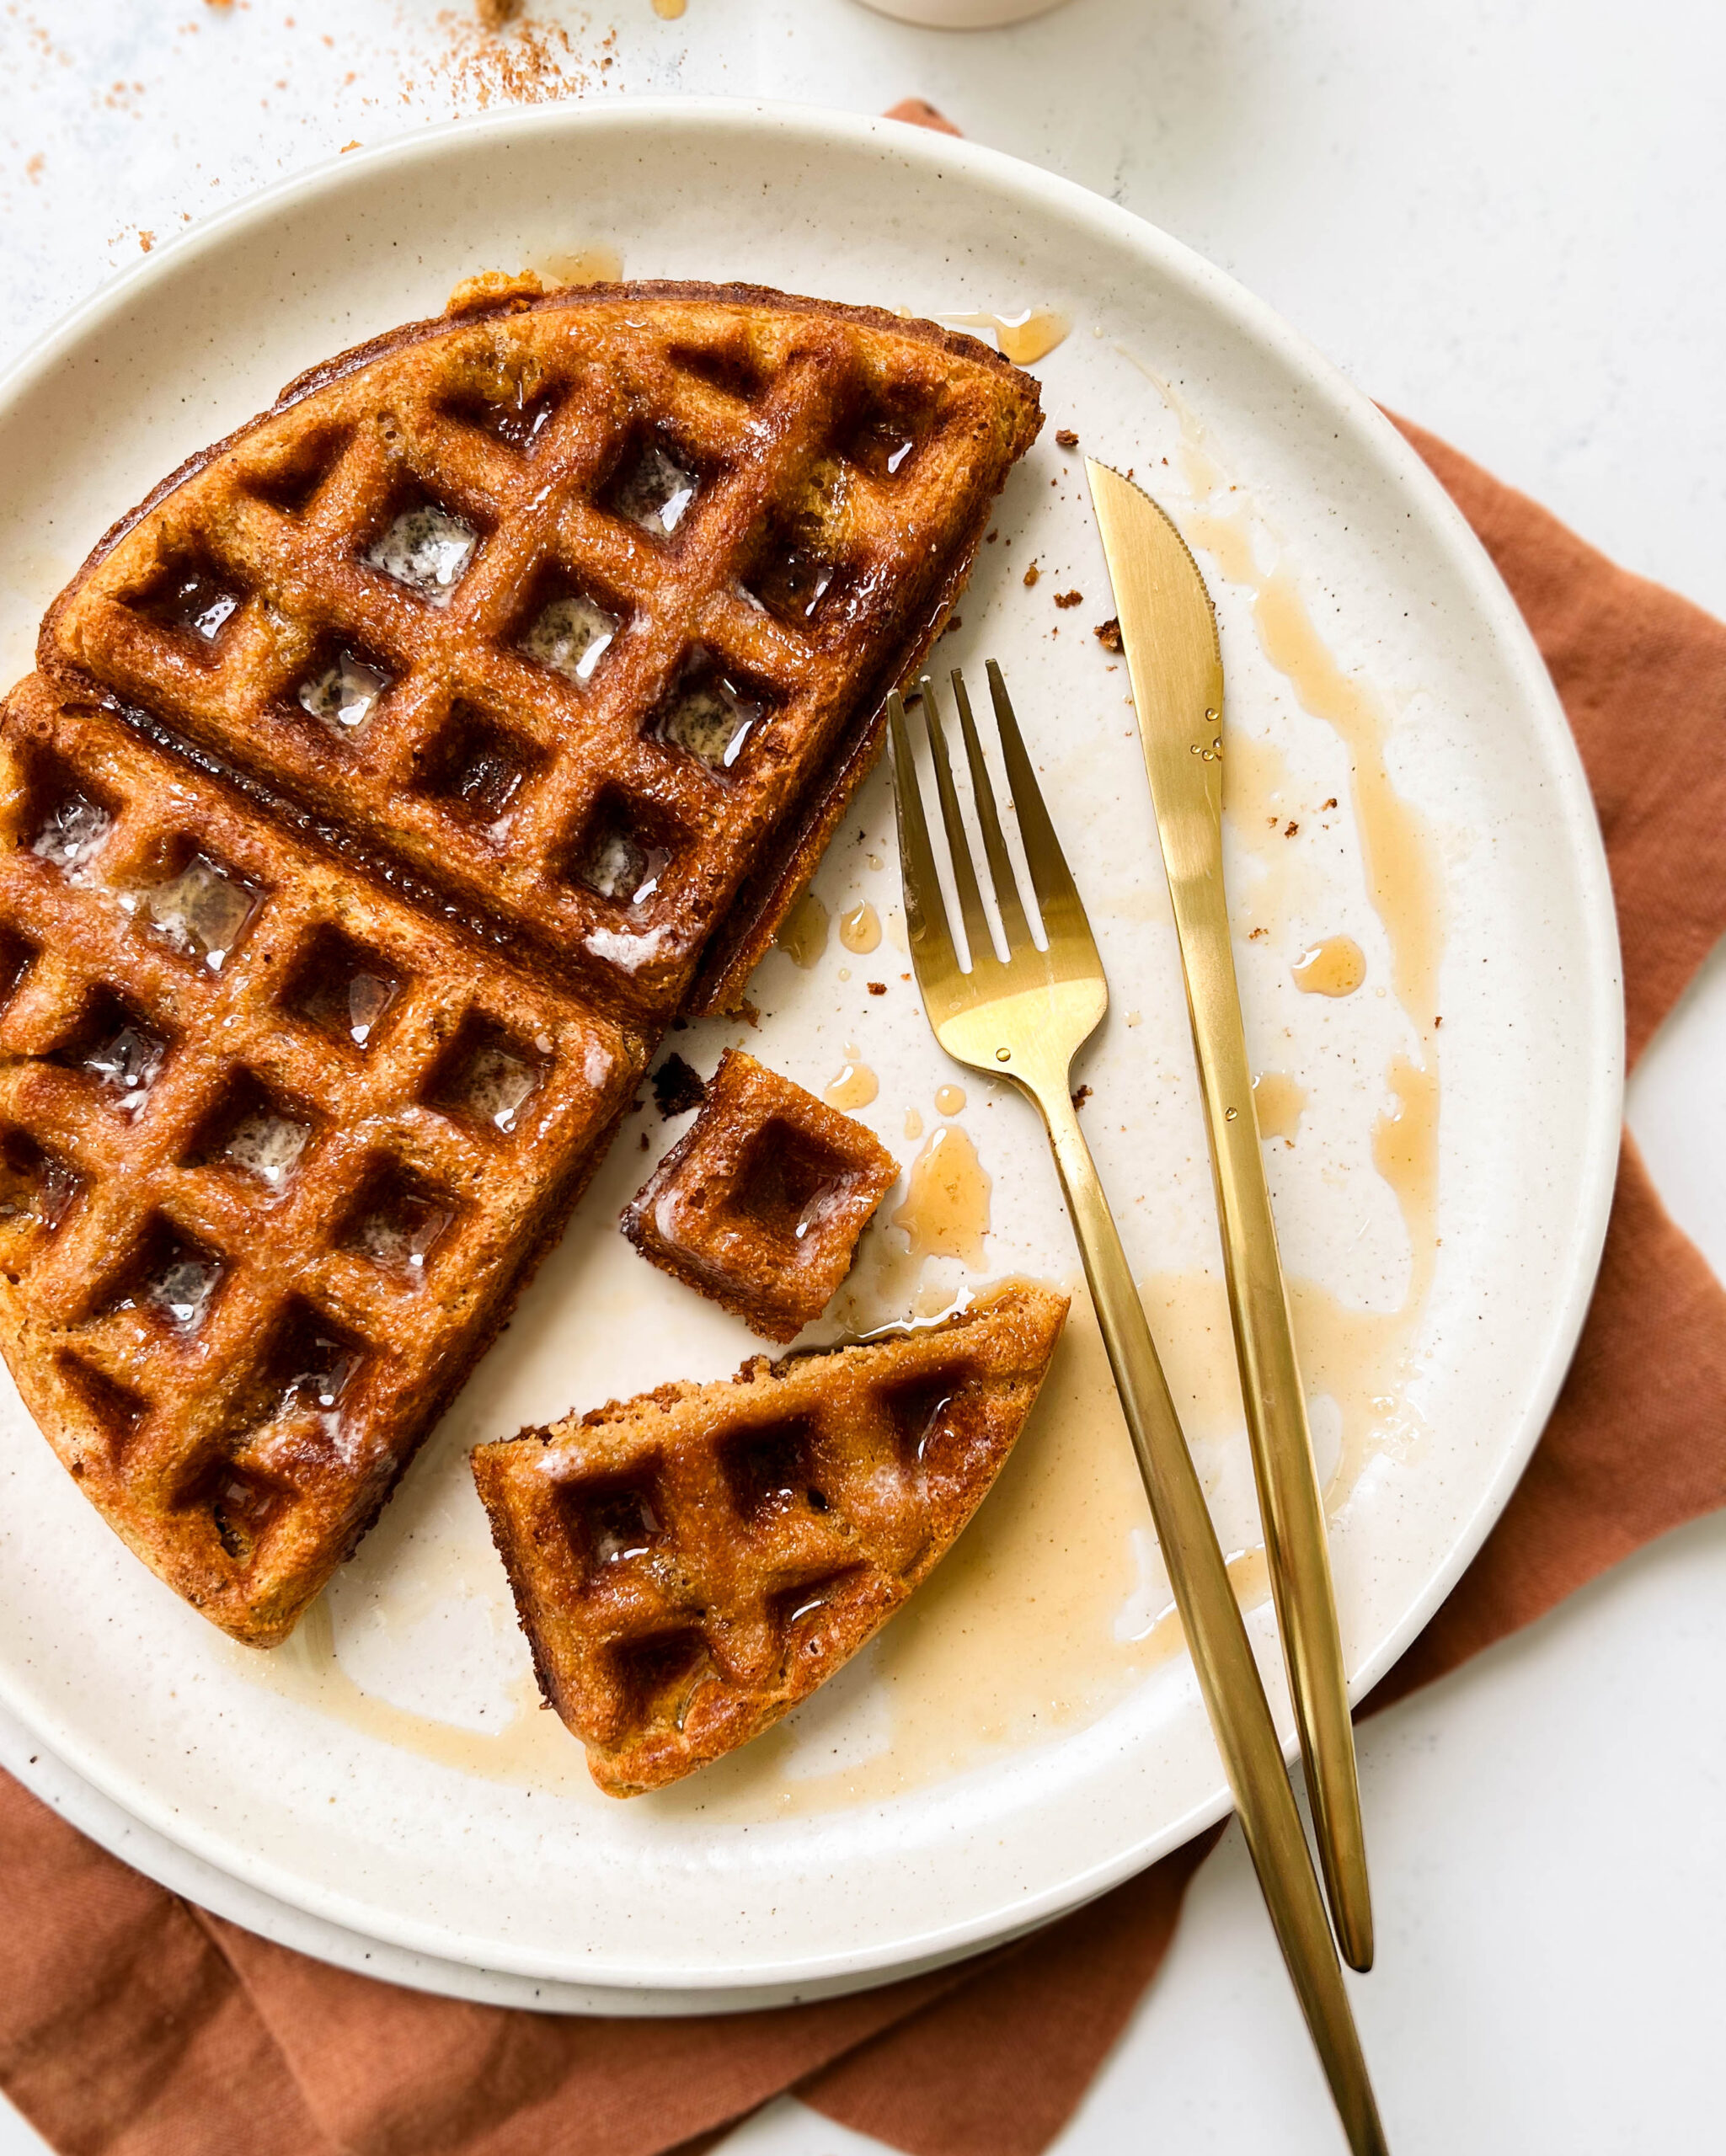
top-left (1170, 873), bottom-right (1375, 1972)
top-left (1035, 1089), bottom-right (1388, 2153)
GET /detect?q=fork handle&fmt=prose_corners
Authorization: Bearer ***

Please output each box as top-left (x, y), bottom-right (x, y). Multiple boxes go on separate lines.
top-left (1037, 1087), bottom-right (1389, 2156)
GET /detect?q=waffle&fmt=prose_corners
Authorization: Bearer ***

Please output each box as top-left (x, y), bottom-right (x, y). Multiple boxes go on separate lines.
top-left (471, 1280), bottom-right (1068, 1795)
top-left (0, 677), bottom-right (645, 1646)
top-left (622, 1048), bottom-right (898, 1342)
top-left (41, 279), bottom-right (1043, 1022)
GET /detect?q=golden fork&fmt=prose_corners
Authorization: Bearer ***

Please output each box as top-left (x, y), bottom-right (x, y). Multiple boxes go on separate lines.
top-left (888, 664), bottom-right (1388, 2156)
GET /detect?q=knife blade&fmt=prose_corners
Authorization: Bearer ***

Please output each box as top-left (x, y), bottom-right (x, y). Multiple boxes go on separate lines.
top-left (1087, 457), bottom-right (1374, 1972)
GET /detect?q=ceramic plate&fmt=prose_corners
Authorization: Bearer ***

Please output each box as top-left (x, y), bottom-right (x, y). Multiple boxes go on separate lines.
top-left (0, 100), bottom-right (1620, 2006)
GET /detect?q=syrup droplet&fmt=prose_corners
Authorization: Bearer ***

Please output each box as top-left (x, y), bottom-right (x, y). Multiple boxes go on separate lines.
top-left (1292, 936), bottom-right (1367, 998)
top-left (890, 1123), bottom-right (991, 1269)
top-left (938, 307), bottom-right (1072, 366)
top-left (774, 889), bottom-right (830, 969)
top-left (529, 244), bottom-right (624, 286)
top-left (823, 1049), bottom-right (879, 1112)
top-left (838, 901), bottom-right (881, 954)
top-left (1250, 1070), bottom-right (1307, 1141)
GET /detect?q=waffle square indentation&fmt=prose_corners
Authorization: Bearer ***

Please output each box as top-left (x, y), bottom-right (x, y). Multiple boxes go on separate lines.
top-left (423, 1012), bottom-right (546, 1137)
top-left (413, 703), bottom-right (543, 831)
top-left (185, 1070), bottom-right (316, 1197)
top-left (339, 1157), bottom-right (457, 1283)
top-left (51, 990), bottom-right (169, 1119)
top-left (102, 1214), bottom-right (227, 1337)
top-left (284, 929), bottom-right (404, 1054)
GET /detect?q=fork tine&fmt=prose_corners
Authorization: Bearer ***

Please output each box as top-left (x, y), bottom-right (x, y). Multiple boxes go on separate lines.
top-left (919, 673), bottom-right (997, 971)
top-left (986, 659), bottom-right (1090, 944)
top-left (887, 689), bottom-right (952, 974)
top-left (949, 668), bottom-right (1033, 954)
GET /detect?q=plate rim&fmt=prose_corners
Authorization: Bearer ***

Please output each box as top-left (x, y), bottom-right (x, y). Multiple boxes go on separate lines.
top-left (0, 93), bottom-right (1624, 1999)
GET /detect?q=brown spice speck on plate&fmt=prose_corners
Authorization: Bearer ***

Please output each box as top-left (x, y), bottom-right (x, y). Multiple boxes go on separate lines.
top-left (1023, 563), bottom-right (1040, 587)
top-left (1094, 616), bottom-right (1122, 652)
top-left (867, 981), bottom-right (887, 996)
top-left (1054, 590), bottom-right (1082, 609)
top-left (1055, 428), bottom-right (1079, 449)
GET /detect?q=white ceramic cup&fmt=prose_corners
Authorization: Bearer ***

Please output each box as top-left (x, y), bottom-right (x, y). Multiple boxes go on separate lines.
top-left (854, 0), bottom-right (1071, 26)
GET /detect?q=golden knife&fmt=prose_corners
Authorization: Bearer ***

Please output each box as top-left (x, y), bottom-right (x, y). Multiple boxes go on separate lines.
top-left (1088, 459), bottom-right (1374, 1971)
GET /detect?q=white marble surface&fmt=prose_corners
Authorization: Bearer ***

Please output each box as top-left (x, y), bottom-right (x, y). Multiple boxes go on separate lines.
top-left (2, 2), bottom-right (1723, 2151)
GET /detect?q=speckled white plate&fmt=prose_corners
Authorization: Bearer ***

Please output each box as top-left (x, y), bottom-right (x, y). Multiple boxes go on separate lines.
top-left (0, 99), bottom-right (1620, 2008)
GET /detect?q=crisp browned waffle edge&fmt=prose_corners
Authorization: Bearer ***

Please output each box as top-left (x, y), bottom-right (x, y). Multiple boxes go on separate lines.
top-left (0, 675), bottom-right (648, 1646)
top-left (471, 1279), bottom-right (1069, 1795)
top-left (12, 280), bottom-right (1042, 1643)
top-left (40, 280), bottom-right (1043, 1020)
top-left (621, 1046), bottom-right (899, 1342)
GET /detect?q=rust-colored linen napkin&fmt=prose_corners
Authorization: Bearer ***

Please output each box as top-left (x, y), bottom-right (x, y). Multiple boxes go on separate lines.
top-left (8, 188), bottom-right (1726, 2156)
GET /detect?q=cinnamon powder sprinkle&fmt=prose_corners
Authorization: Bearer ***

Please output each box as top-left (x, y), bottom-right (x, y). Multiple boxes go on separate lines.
top-left (426, 10), bottom-right (607, 108)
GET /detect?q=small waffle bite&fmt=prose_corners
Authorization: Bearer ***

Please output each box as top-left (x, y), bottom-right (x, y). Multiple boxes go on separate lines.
top-left (622, 1048), bottom-right (897, 1341)
top-left (472, 1279), bottom-right (1068, 1795)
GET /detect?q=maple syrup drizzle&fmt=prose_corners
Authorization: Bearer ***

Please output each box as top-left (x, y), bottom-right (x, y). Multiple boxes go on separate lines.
top-left (939, 308), bottom-right (1072, 366)
top-left (1250, 1070), bottom-right (1307, 1140)
top-left (772, 888), bottom-right (830, 969)
top-left (823, 1049), bottom-right (879, 1111)
top-left (889, 1123), bottom-right (991, 1269)
top-left (233, 1588), bottom-right (588, 1793)
top-left (219, 379), bottom-right (1455, 1822)
top-left (527, 244), bottom-right (624, 287)
top-left (838, 901), bottom-right (881, 954)
top-left (1292, 935), bottom-right (1367, 998)
top-left (1131, 356), bottom-right (1443, 1046)
top-left (233, 1249), bottom-right (1433, 1822)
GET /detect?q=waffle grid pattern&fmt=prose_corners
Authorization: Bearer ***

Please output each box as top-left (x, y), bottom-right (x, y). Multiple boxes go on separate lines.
top-left (45, 290), bottom-right (1041, 1018)
top-left (0, 686), bottom-right (643, 1643)
top-left (8, 285), bottom-right (1040, 1646)
top-left (473, 1282), bottom-right (1068, 1794)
